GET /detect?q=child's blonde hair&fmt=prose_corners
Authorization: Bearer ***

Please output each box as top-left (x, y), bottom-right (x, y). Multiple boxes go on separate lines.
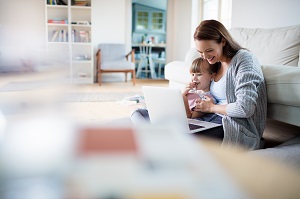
top-left (190, 57), bottom-right (220, 74)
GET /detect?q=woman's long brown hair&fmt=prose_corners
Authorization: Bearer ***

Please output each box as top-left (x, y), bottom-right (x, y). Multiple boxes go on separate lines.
top-left (193, 20), bottom-right (243, 58)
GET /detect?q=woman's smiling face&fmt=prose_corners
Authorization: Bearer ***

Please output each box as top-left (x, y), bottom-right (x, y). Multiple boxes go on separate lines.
top-left (194, 39), bottom-right (225, 64)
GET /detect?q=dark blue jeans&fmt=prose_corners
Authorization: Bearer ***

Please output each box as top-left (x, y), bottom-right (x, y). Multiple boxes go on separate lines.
top-left (194, 113), bottom-right (224, 140)
top-left (195, 113), bottom-right (223, 124)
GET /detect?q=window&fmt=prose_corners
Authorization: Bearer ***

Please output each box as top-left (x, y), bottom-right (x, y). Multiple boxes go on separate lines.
top-left (202, 0), bottom-right (232, 29)
top-left (202, 0), bottom-right (218, 20)
top-left (220, 0), bottom-right (232, 29)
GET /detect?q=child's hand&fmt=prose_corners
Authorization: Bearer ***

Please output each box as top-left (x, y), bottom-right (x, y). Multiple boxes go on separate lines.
top-left (183, 82), bottom-right (196, 95)
top-left (191, 81), bottom-right (199, 92)
top-left (188, 81), bottom-right (199, 91)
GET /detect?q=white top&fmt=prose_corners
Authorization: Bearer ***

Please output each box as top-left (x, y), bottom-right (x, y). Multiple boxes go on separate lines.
top-left (210, 74), bottom-right (227, 105)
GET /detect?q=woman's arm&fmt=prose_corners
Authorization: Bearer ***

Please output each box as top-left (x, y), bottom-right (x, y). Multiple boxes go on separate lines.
top-left (225, 51), bottom-right (265, 118)
top-left (209, 104), bottom-right (227, 115)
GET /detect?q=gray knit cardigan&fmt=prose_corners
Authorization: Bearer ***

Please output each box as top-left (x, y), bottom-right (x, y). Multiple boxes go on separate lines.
top-left (221, 49), bottom-right (267, 150)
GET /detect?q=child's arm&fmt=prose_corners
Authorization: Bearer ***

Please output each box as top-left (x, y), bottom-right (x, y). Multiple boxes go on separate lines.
top-left (184, 95), bottom-right (206, 119)
top-left (190, 97), bottom-right (206, 118)
top-left (182, 95), bottom-right (192, 118)
top-left (191, 109), bottom-right (206, 118)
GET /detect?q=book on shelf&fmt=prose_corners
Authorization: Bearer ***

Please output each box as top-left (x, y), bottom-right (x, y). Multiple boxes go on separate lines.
top-left (48, 19), bottom-right (68, 24)
top-left (58, 30), bottom-right (63, 42)
top-left (58, 0), bottom-right (67, 5)
top-left (63, 29), bottom-right (67, 42)
top-left (51, 30), bottom-right (59, 42)
top-left (88, 30), bottom-right (91, 42)
top-left (72, 0), bottom-right (89, 6)
top-left (79, 30), bottom-right (87, 42)
top-left (71, 29), bottom-right (75, 42)
top-left (72, 30), bottom-right (90, 43)
top-left (71, 21), bottom-right (91, 25)
top-left (48, 0), bottom-right (67, 5)
top-left (50, 29), bottom-right (68, 42)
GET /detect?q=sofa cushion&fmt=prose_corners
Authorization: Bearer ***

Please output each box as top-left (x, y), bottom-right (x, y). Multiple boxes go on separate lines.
top-left (229, 25), bottom-right (300, 67)
top-left (262, 65), bottom-right (300, 107)
top-left (101, 61), bottom-right (135, 70)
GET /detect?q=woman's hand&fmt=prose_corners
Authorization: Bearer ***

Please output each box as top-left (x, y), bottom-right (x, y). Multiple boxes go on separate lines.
top-left (194, 95), bottom-right (215, 113)
top-left (195, 96), bottom-right (228, 115)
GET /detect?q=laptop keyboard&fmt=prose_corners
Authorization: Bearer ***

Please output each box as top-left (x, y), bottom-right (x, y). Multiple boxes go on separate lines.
top-left (189, 123), bottom-right (205, 130)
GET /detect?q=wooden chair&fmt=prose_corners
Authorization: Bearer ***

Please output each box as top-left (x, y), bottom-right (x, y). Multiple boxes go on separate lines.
top-left (136, 44), bottom-right (157, 79)
top-left (96, 43), bottom-right (136, 86)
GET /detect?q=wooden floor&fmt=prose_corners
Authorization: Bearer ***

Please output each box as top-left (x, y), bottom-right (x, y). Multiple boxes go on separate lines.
top-left (72, 78), bottom-right (300, 148)
top-left (263, 118), bottom-right (300, 148)
top-left (0, 72), bottom-right (299, 148)
top-left (63, 79), bottom-right (169, 125)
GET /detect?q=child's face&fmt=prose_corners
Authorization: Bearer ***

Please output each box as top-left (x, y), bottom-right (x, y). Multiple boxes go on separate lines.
top-left (191, 61), bottom-right (213, 91)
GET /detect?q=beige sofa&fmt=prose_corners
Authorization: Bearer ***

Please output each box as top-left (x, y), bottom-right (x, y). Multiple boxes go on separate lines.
top-left (165, 24), bottom-right (300, 127)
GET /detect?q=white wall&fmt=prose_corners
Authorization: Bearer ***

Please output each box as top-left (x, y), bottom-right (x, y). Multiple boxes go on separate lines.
top-left (0, 0), bottom-right (45, 48)
top-left (92, 0), bottom-right (131, 52)
top-left (0, 0), bottom-right (45, 71)
top-left (166, 0), bottom-right (193, 62)
top-left (231, 0), bottom-right (300, 28)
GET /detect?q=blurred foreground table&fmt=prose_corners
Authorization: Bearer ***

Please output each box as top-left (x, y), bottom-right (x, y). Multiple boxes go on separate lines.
top-left (0, 112), bottom-right (299, 199)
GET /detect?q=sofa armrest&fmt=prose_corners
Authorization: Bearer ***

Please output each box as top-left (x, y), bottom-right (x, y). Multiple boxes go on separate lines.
top-left (164, 61), bottom-right (191, 85)
top-left (261, 65), bottom-right (300, 107)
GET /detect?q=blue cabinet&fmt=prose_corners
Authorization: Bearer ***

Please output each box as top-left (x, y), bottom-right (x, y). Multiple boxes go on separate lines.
top-left (132, 4), bottom-right (166, 44)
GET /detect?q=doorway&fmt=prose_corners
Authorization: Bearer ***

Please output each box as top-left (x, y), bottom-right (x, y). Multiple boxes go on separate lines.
top-left (131, 0), bottom-right (167, 79)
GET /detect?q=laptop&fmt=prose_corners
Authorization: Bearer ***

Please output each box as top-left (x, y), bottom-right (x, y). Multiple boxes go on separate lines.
top-left (142, 86), bottom-right (222, 134)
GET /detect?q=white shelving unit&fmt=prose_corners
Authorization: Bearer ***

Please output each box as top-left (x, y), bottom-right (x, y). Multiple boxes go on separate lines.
top-left (45, 0), bottom-right (93, 84)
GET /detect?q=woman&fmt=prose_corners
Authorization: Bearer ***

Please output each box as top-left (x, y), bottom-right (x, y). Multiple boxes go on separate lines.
top-left (193, 20), bottom-right (267, 150)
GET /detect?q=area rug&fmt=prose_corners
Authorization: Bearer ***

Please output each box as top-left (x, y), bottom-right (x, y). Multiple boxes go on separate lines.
top-left (0, 81), bottom-right (46, 91)
top-left (64, 92), bottom-right (144, 102)
top-left (0, 80), bottom-right (66, 92)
